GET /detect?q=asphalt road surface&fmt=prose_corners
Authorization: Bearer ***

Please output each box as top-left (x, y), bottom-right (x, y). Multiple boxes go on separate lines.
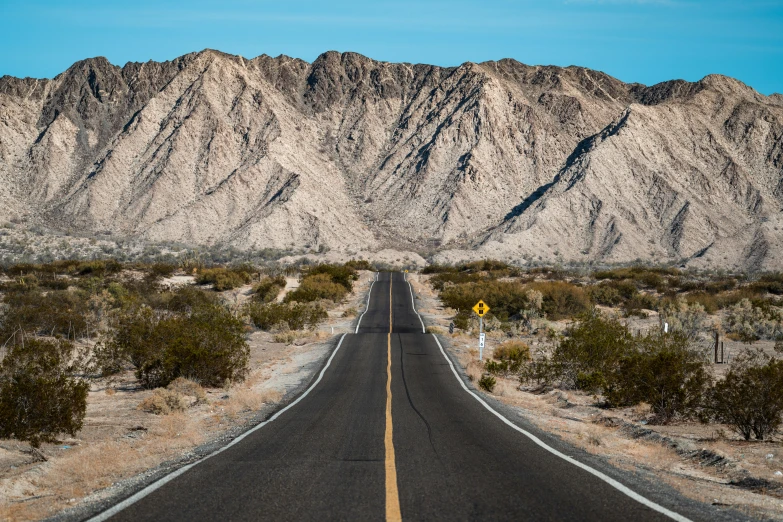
top-left (93, 272), bottom-right (729, 522)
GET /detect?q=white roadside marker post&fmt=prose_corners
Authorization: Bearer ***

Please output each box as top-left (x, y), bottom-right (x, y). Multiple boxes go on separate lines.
top-left (479, 317), bottom-right (485, 360)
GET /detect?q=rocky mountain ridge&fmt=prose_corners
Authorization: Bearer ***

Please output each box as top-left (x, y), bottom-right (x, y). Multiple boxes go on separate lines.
top-left (1, 50), bottom-right (781, 269)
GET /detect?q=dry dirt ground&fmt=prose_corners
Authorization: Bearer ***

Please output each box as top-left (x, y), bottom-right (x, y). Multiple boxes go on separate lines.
top-left (0, 271), bottom-right (375, 521)
top-left (407, 273), bottom-right (783, 521)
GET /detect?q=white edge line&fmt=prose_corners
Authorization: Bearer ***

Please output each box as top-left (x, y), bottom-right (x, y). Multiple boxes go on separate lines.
top-left (355, 272), bottom-right (377, 333)
top-left (430, 334), bottom-right (692, 522)
top-left (404, 273), bottom-right (426, 333)
top-left (87, 333), bottom-right (349, 522)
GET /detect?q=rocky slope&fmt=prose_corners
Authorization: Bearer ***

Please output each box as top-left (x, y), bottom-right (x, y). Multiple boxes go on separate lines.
top-left (0, 50), bottom-right (781, 269)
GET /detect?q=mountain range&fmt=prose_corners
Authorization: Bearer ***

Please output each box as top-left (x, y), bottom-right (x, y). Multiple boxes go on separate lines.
top-left (1, 49), bottom-right (781, 269)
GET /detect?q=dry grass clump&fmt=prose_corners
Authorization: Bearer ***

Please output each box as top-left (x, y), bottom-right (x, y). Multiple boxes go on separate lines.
top-left (167, 377), bottom-right (207, 404)
top-left (272, 330), bottom-right (312, 345)
top-left (218, 388), bottom-right (283, 418)
top-left (341, 307), bottom-right (358, 317)
top-left (426, 326), bottom-right (445, 335)
top-left (138, 388), bottom-right (187, 415)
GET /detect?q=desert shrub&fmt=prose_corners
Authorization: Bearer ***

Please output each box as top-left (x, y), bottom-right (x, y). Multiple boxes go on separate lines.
top-left (285, 273), bottom-right (348, 303)
top-left (74, 259), bottom-right (123, 277)
top-left (659, 297), bottom-right (707, 338)
top-left (713, 288), bottom-right (765, 310)
top-left (421, 264), bottom-right (457, 275)
top-left (440, 280), bottom-right (530, 320)
top-left (493, 340), bottom-right (531, 364)
top-left (528, 281), bottom-right (591, 320)
top-left (705, 278), bottom-right (737, 294)
top-left (245, 302), bottom-right (328, 331)
top-left (478, 375), bottom-right (496, 393)
top-left (273, 331), bottom-right (298, 345)
top-left (138, 388), bottom-right (186, 415)
top-left (146, 262), bottom-right (177, 279)
top-left (344, 259), bottom-right (374, 271)
top-left (0, 338), bottom-right (89, 447)
top-left (684, 292), bottom-right (719, 314)
top-left (342, 307), bottom-right (358, 318)
top-left (485, 341), bottom-right (531, 376)
top-left (1, 289), bottom-right (90, 341)
top-left (607, 332), bottom-right (710, 423)
top-left (252, 276), bottom-right (286, 303)
top-left (622, 293), bottom-right (659, 318)
top-left (708, 356), bottom-right (783, 440)
top-left (753, 273), bottom-right (783, 296)
top-left (588, 283), bottom-right (623, 306)
top-left (550, 313), bottom-right (634, 392)
top-left (303, 264), bottom-right (358, 291)
top-left (196, 267), bottom-right (253, 291)
top-left (429, 272), bottom-right (486, 291)
top-left (164, 286), bottom-right (220, 313)
top-left (108, 302), bottom-right (249, 389)
top-left (724, 299), bottom-right (783, 342)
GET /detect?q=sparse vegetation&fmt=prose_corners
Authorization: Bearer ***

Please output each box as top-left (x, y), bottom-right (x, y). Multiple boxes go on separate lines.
top-left (245, 302), bottom-right (328, 331)
top-left (284, 264), bottom-right (358, 303)
top-left (196, 266), bottom-right (254, 291)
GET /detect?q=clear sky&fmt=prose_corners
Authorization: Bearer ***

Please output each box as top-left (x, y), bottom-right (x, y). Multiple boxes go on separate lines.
top-left (1, 0), bottom-right (781, 95)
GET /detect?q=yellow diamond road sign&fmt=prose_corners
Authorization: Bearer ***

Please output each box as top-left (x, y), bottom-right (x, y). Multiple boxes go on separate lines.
top-left (472, 300), bottom-right (490, 317)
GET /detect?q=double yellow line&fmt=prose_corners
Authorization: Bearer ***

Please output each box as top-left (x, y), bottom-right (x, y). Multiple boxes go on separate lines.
top-left (385, 276), bottom-right (402, 521)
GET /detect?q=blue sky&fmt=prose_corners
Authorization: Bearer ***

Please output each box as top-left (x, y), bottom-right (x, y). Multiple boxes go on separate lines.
top-left (1, 0), bottom-right (781, 94)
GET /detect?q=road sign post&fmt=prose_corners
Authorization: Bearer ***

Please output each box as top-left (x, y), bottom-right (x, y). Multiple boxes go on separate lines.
top-left (472, 300), bottom-right (490, 360)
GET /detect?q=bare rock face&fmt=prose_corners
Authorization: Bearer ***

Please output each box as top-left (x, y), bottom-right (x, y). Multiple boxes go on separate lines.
top-left (0, 49), bottom-right (781, 269)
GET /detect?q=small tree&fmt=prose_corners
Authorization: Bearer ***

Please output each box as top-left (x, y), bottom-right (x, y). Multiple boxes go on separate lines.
top-left (607, 331), bottom-right (710, 423)
top-left (551, 312), bottom-right (634, 392)
top-left (0, 338), bottom-right (89, 447)
top-left (708, 357), bottom-right (783, 440)
top-left (107, 301), bottom-right (250, 389)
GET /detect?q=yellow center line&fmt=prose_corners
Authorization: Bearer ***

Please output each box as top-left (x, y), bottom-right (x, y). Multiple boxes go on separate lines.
top-left (385, 275), bottom-right (402, 521)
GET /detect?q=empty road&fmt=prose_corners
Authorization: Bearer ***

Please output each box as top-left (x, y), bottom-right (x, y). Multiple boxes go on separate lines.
top-left (91, 272), bottom-right (730, 521)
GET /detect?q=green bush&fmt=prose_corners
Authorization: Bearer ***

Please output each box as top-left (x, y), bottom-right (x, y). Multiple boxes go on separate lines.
top-left (528, 281), bottom-right (592, 321)
top-left (550, 312), bottom-right (634, 391)
top-left (1, 289), bottom-right (90, 341)
top-left (440, 280), bottom-right (530, 320)
top-left (303, 264), bottom-right (358, 291)
top-left (285, 273), bottom-right (348, 303)
top-left (252, 276), bottom-right (287, 303)
top-left (146, 262), bottom-right (177, 280)
top-left (245, 302), bottom-right (328, 331)
top-left (0, 338), bottom-right (88, 447)
top-left (107, 302), bottom-right (249, 389)
top-left (588, 284), bottom-right (623, 306)
top-left (607, 332), bottom-right (710, 423)
top-left (708, 357), bottom-right (783, 440)
top-left (196, 267), bottom-right (253, 291)
top-left (658, 297), bottom-right (707, 338)
top-left (725, 299), bottom-right (783, 342)
top-left (344, 259), bottom-right (374, 271)
top-left (478, 375), bottom-right (496, 393)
